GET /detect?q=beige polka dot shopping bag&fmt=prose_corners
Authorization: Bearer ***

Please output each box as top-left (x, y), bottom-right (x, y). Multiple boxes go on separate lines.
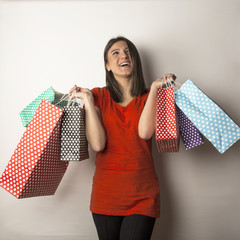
top-left (0, 99), bottom-right (69, 198)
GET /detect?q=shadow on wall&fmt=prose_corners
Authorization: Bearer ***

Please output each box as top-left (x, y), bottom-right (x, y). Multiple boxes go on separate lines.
top-left (139, 45), bottom-right (240, 240)
top-left (139, 47), bottom-right (156, 88)
top-left (150, 138), bottom-right (207, 240)
top-left (150, 138), bottom-right (240, 240)
top-left (151, 140), bottom-right (178, 240)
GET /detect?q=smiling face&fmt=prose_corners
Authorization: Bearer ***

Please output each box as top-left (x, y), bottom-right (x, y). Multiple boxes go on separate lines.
top-left (105, 41), bottom-right (133, 82)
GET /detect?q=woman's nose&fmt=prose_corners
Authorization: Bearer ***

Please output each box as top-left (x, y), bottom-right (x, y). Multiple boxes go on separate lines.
top-left (120, 52), bottom-right (128, 59)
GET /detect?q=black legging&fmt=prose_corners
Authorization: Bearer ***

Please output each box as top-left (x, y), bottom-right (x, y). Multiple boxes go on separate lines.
top-left (92, 213), bottom-right (156, 240)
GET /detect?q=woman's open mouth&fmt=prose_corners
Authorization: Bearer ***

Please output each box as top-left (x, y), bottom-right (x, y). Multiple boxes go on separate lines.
top-left (119, 62), bottom-right (130, 67)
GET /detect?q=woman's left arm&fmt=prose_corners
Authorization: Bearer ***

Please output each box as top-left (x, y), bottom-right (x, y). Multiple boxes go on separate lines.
top-left (138, 74), bottom-right (176, 140)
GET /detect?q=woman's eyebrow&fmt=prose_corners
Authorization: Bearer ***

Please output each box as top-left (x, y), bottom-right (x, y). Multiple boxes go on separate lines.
top-left (111, 49), bottom-right (120, 53)
top-left (110, 47), bottom-right (129, 54)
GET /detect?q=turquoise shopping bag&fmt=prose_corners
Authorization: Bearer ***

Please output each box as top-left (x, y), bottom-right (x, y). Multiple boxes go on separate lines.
top-left (175, 80), bottom-right (240, 154)
top-left (20, 87), bottom-right (67, 127)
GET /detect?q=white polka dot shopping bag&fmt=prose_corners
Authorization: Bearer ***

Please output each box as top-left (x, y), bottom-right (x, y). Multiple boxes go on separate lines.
top-left (20, 87), bottom-right (67, 127)
top-left (156, 86), bottom-right (180, 152)
top-left (60, 104), bottom-right (89, 161)
top-left (175, 80), bottom-right (240, 154)
top-left (0, 99), bottom-right (69, 198)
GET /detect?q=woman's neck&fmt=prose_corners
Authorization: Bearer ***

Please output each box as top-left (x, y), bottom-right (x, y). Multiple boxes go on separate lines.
top-left (116, 77), bottom-right (133, 98)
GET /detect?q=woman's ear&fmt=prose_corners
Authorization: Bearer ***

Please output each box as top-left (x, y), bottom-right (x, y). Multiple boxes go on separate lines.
top-left (106, 63), bottom-right (111, 72)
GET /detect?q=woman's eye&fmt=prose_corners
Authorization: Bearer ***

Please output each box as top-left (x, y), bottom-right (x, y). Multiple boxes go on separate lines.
top-left (112, 51), bottom-right (119, 55)
top-left (125, 50), bottom-right (131, 56)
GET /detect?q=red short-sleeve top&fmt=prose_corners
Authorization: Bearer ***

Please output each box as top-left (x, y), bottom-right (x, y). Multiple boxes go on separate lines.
top-left (90, 87), bottom-right (160, 218)
top-left (91, 87), bottom-right (154, 170)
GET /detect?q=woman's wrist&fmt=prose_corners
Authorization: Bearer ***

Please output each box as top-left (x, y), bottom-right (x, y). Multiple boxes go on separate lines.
top-left (150, 81), bottom-right (160, 92)
top-left (83, 99), bottom-right (92, 109)
top-left (148, 82), bottom-right (159, 99)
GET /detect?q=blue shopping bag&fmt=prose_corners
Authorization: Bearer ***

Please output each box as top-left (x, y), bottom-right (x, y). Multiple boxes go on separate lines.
top-left (175, 80), bottom-right (240, 154)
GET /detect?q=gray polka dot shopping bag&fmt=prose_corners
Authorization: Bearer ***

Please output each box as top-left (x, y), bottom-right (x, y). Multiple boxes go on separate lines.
top-left (175, 80), bottom-right (240, 154)
top-left (60, 97), bottom-right (89, 161)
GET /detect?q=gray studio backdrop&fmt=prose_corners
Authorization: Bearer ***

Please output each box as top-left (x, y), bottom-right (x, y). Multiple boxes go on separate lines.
top-left (0, 1), bottom-right (239, 240)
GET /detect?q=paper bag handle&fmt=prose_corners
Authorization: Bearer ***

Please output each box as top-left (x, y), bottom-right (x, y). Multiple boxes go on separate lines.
top-left (68, 91), bottom-right (84, 108)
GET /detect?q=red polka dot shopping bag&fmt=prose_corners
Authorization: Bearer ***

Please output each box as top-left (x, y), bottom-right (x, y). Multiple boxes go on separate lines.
top-left (0, 99), bottom-right (69, 198)
top-left (156, 86), bottom-right (180, 152)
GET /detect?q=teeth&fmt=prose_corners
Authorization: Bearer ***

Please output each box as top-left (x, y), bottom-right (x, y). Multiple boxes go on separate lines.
top-left (120, 63), bottom-right (129, 66)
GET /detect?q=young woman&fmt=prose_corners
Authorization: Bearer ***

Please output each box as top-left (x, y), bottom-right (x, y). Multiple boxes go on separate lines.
top-left (69, 36), bottom-right (176, 240)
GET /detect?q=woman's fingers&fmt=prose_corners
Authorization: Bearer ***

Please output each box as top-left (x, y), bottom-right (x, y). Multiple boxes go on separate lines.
top-left (153, 73), bottom-right (177, 89)
top-left (69, 85), bottom-right (77, 95)
top-left (69, 90), bottom-right (83, 100)
top-left (68, 86), bottom-right (93, 101)
top-left (69, 85), bottom-right (83, 97)
top-left (163, 73), bottom-right (177, 81)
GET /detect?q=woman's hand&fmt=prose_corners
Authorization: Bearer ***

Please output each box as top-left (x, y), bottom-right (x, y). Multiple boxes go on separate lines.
top-left (69, 85), bottom-right (106, 152)
top-left (69, 85), bottom-right (94, 108)
top-left (151, 73), bottom-right (177, 90)
top-left (138, 73), bottom-right (176, 140)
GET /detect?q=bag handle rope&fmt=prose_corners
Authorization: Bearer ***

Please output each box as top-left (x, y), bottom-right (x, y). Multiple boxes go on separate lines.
top-left (54, 91), bottom-right (84, 108)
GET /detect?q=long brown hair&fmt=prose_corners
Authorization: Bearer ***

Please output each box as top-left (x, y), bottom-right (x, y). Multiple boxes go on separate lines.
top-left (104, 36), bottom-right (147, 103)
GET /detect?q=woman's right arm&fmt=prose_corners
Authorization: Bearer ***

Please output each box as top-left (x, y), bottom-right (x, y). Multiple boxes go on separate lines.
top-left (69, 86), bottom-right (106, 152)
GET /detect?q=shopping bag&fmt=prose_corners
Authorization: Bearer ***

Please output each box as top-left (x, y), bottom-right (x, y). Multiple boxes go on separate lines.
top-left (175, 80), bottom-right (240, 154)
top-left (156, 86), bottom-right (179, 152)
top-left (60, 100), bottom-right (89, 161)
top-left (176, 105), bottom-right (204, 150)
top-left (20, 87), bottom-right (67, 127)
top-left (0, 99), bottom-right (69, 198)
